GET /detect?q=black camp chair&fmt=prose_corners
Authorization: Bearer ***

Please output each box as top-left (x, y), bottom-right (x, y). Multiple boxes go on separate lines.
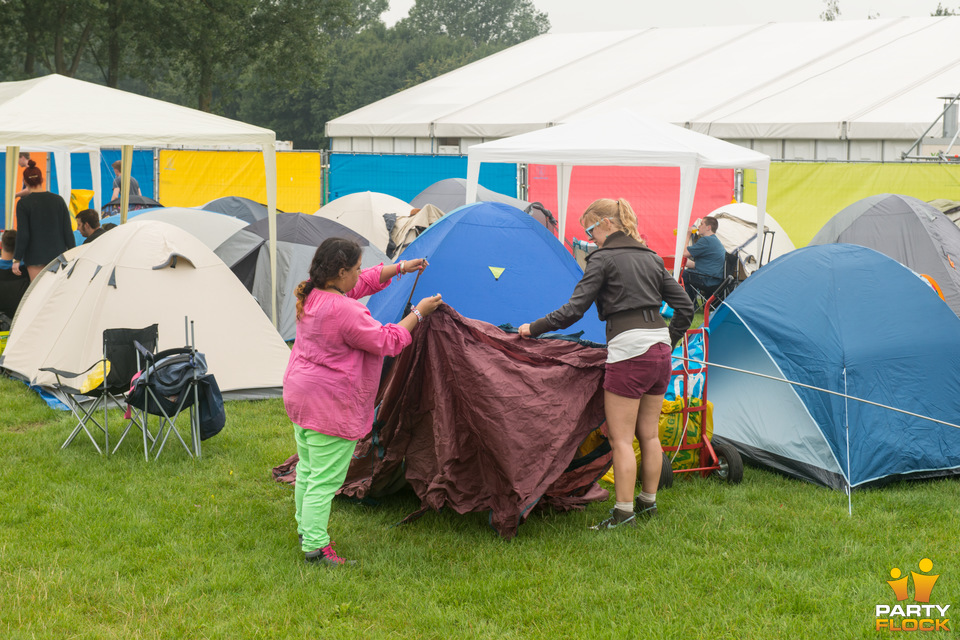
top-left (42, 325), bottom-right (159, 455)
top-left (126, 318), bottom-right (222, 460)
top-left (684, 252), bottom-right (739, 313)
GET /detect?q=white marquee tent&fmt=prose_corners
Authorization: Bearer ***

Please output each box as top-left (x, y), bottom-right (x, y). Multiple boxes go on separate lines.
top-left (328, 17), bottom-right (960, 161)
top-left (465, 110), bottom-right (771, 277)
top-left (0, 74), bottom-right (281, 323)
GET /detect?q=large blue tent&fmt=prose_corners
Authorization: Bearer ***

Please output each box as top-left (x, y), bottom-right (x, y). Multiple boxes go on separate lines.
top-left (708, 244), bottom-right (960, 490)
top-left (368, 201), bottom-right (605, 343)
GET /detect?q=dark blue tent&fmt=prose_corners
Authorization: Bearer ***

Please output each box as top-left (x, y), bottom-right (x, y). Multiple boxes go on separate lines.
top-left (709, 244), bottom-right (960, 490)
top-left (368, 201), bottom-right (605, 343)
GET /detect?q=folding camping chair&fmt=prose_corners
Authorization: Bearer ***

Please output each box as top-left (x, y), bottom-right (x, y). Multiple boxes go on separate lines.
top-left (41, 324), bottom-right (159, 455)
top-left (126, 318), bottom-right (206, 460)
top-left (684, 252), bottom-right (739, 313)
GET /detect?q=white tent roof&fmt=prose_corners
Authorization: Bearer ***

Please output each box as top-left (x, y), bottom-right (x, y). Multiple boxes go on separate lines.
top-left (327, 17), bottom-right (960, 141)
top-left (0, 74), bottom-right (276, 148)
top-left (0, 220), bottom-right (290, 399)
top-left (465, 109), bottom-right (770, 276)
top-left (0, 74), bottom-right (281, 327)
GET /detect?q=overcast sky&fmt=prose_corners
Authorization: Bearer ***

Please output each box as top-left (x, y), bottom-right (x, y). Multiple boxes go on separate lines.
top-left (382, 0), bottom-right (955, 31)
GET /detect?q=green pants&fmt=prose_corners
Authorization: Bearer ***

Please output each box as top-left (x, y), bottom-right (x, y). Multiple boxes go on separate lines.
top-left (294, 426), bottom-right (357, 552)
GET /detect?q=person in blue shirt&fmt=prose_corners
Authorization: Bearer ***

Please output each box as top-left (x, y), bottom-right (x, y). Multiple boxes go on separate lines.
top-left (682, 217), bottom-right (725, 302)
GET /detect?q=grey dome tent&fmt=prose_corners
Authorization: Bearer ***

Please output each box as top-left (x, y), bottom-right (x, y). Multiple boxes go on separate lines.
top-left (411, 178), bottom-right (527, 212)
top-left (214, 213), bottom-right (389, 341)
top-left (202, 196), bottom-right (281, 225)
top-left (809, 194), bottom-right (960, 316)
top-left (410, 178), bottom-right (556, 234)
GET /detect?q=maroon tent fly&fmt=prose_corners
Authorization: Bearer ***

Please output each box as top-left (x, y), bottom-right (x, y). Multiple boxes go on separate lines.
top-left (339, 304), bottom-right (612, 539)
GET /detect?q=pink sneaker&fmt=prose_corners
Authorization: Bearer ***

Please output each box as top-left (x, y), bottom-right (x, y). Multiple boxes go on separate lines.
top-left (305, 541), bottom-right (356, 566)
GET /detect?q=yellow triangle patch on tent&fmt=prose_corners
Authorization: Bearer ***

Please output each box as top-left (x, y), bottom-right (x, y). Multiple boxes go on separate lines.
top-left (489, 266), bottom-right (505, 280)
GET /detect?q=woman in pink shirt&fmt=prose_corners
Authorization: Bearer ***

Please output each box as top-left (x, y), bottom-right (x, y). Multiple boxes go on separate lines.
top-left (285, 237), bottom-right (442, 566)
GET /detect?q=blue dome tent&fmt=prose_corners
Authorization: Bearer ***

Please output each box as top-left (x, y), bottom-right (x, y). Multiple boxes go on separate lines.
top-left (368, 201), bottom-right (605, 343)
top-left (708, 244), bottom-right (960, 490)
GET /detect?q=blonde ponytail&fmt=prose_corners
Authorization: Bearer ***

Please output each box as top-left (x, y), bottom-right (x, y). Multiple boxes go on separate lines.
top-left (580, 198), bottom-right (641, 242)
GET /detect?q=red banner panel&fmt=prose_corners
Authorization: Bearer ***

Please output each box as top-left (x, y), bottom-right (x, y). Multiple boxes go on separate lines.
top-left (527, 165), bottom-right (735, 259)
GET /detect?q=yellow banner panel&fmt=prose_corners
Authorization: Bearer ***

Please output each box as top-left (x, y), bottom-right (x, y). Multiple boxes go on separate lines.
top-left (743, 163), bottom-right (960, 247)
top-left (157, 150), bottom-right (322, 214)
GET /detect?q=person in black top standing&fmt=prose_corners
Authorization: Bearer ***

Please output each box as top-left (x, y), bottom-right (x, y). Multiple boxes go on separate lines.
top-left (519, 198), bottom-right (693, 530)
top-left (12, 160), bottom-right (75, 281)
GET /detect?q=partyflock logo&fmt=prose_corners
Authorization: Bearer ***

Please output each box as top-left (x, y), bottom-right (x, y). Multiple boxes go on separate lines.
top-left (875, 558), bottom-right (950, 631)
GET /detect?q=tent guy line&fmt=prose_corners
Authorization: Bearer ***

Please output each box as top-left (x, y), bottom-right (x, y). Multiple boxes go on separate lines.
top-left (679, 356), bottom-right (960, 431)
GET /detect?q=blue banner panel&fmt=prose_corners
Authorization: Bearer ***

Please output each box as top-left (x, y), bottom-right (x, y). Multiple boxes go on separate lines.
top-left (329, 153), bottom-right (517, 204)
top-left (2, 149), bottom-right (155, 208)
top-left (48, 150), bottom-right (155, 202)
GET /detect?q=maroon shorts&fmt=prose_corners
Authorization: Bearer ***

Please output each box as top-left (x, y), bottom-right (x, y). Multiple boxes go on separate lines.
top-left (603, 343), bottom-right (672, 399)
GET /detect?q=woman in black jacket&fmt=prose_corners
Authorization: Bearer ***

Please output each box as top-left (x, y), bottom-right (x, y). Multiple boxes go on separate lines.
top-left (520, 198), bottom-right (693, 530)
top-left (12, 160), bottom-right (75, 281)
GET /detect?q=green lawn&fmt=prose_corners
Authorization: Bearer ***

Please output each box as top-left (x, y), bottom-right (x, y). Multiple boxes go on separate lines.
top-left (1, 375), bottom-right (957, 639)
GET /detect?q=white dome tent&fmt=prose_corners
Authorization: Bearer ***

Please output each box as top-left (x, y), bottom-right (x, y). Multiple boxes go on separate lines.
top-left (0, 220), bottom-right (290, 399)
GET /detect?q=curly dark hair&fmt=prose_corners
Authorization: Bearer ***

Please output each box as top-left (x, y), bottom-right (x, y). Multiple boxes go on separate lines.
top-left (295, 237), bottom-right (362, 320)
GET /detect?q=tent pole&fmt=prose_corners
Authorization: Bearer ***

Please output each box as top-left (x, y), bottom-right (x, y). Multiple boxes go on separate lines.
top-left (844, 367), bottom-right (852, 516)
top-left (120, 145), bottom-right (133, 224)
top-left (262, 144), bottom-right (279, 328)
top-left (754, 167), bottom-right (769, 270)
top-left (52, 150), bottom-right (71, 207)
top-left (90, 151), bottom-right (101, 213)
top-left (558, 164), bottom-right (572, 246)
top-left (672, 164), bottom-right (700, 279)
top-left (465, 158), bottom-right (480, 205)
top-left (5, 146), bottom-right (18, 229)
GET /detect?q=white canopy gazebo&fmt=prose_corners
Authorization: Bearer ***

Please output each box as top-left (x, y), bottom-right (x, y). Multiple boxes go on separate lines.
top-left (0, 74), bottom-right (281, 323)
top-left (465, 109), bottom-right (771, 277)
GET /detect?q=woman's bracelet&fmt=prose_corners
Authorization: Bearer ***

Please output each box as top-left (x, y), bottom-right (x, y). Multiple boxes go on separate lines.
top-left (398, 261), bottom-right (405, 276)
top-left (413, 308), bottom-right (423, 323)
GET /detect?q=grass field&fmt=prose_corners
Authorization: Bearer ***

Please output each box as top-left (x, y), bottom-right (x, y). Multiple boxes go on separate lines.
top-left (1, 374), bottom-right (957, 639)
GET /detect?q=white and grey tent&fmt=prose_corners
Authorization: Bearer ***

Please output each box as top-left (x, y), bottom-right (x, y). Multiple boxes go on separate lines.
top-left (0, 220), bottom-right (290, 399)
top-left (97, 207), bottom-right (248, 251)
top-left (809, 193), bottom-right (960, 316)
top-left (706, 203), bottom-right (796, 277)
top-left (214, 213), bottom-right (390, 341)
top-left (315, 191), bottom-right (410, 254)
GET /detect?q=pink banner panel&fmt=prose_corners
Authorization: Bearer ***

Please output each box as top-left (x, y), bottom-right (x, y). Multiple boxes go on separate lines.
top-left (527, 165), bottom-right (735, 259)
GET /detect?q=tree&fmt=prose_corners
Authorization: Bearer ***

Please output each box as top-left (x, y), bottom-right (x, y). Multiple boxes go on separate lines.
top-left (0, 0), bottom-right (101, 78)
top-left (128, 0), bottom-right (352, 113)
top-left (820, 0), bottom-right (841, 21)
top-left (932, 3), bottom-right (959, 15)
top-left (400, 0), bottom-right (549, 46)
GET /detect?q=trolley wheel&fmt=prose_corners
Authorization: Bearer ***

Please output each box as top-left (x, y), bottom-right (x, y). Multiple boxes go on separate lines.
top-left (711, 441), bottom-right (743, 484)
top-left (659, 451), bottom-right (674, 490)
